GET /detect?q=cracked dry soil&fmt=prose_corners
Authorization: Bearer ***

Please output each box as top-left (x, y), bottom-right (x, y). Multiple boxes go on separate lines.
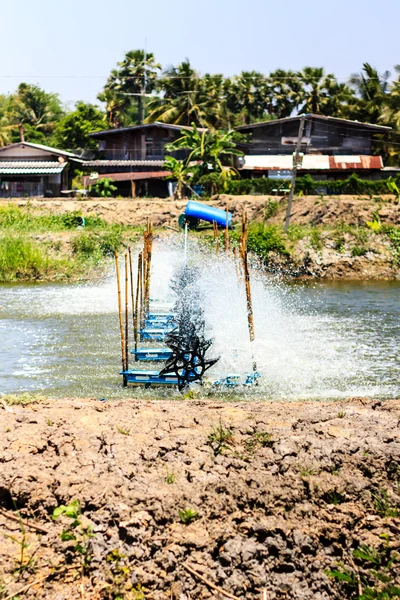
top-left (0, 398), bottom-right (399, 599)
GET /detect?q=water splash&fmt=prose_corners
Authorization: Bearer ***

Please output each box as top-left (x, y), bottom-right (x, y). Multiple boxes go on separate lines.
top-left (0, 235), bottom-right (399, 399)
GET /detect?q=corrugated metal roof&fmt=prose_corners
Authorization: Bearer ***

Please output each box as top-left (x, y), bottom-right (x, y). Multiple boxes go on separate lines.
top-left (241, 154), bottom-right (383, 171)
top-left (89, 122), bottom-right (207, 138)
top-left (0, 161), bottom-right (67, 175)
top-left (82, 160), bottom-right (165, 167)
top-left (83, 171), bottom-right (171, 184)
top-left (236, 114), bottom-right (391, 132)
top-left (0, 142), bottom-right (83, 160)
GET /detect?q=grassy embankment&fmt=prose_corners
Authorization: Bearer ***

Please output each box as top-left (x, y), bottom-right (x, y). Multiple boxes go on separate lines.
top-left (1, 197), bottom-right (400, 282)
top-left (0, 204), bottom-right (142, 282)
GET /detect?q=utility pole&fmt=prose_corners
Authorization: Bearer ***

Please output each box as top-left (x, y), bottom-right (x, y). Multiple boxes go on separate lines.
top-left (284, 114), bottom-right (306, 233)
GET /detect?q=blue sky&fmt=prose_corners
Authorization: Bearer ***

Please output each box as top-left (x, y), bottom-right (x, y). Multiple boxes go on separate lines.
top-left (0, 0), bottom-right (398, 107)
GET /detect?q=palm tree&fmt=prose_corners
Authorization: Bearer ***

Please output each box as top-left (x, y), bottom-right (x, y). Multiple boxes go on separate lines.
top-left (225, 71), bottom-right (269, 125)
top-left (6, 83), bottom-right (64, 142)
top-left (146, 60), bottom-right (209, 127)
top-left (165, 124), bottom-right (243, 179)
top-left (296, 67), bottom-right (353, 116)
top-left (268, 69), bottom-right (302, 118)
top-left (348, 63), bottom-right (391, 123)
top-left (379, 66), bottom-right (400, 164)
top-left (99, 50), bottom-right (161, 125)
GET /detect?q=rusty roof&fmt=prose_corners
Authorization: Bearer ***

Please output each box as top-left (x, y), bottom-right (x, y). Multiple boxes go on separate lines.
top-left (236, 114), bottom-right (391, 132)
top-left (241, 154), bottom-right (383, 170)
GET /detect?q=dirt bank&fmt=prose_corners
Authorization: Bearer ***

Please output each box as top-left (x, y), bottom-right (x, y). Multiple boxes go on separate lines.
top-left (0, 398), bottom-right (399, 599)
top-left (2, 195), bottom-right (399, 228)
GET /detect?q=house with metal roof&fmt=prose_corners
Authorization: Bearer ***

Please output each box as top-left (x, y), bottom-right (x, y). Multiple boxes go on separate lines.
top-left (84, 123), bottom-right (205, 197)
top-left (0, 142), bottom-right (83, 197)
top-left (235, 114), bottom-right (392, 181)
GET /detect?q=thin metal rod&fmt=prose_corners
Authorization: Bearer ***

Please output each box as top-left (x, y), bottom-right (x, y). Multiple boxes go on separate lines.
top-left (115, 252), bottom-right (126, 382)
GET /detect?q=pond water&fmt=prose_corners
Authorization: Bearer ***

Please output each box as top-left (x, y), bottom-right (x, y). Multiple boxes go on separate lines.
top-left (0, 243), bottom-right (399, 400)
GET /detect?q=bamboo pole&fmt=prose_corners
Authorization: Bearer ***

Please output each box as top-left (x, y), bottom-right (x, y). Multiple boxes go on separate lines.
top-left (144, 221), bottom-right (153, 315)
top-left (140, 250), bottom-right (145, 330)
top-left (124, 252), bottom-right (129, 373)
top-left (115, 252), bottom-right (127, 384)
top-left (224, 203), bottom-right (230, 252)
top-left (134, 252), bottom-right (142, 358)
top-left (213, 220), bottom-right (219, 255)
top-left (240, 212), bottom-right (257, 373)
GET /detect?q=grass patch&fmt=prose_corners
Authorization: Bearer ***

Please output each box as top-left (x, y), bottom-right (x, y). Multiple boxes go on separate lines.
top-left (1, 392), bottom-right (47, 406)
top-left (178, 508), bottom-right (199, 525)
top-left (207, 419), bottom-right (234, 456)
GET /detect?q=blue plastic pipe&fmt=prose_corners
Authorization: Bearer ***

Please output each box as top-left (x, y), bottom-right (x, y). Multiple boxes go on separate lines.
top-left (185, 201), bottom-right (233, 228)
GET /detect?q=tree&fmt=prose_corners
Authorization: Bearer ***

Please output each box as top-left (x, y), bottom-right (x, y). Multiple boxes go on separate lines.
top-left (6, 83), bottom-right (64, 142)
top-left (163, 156), bottom-right (192, 198)
top-left (91, 178), bottom-right (117, 197)
top-left (348, 63), bottom-right (391, 123)
top-left (296, 67), bottom-right (353, 116)
top-left (165, 124), bottom-right (243, 180)
top-left (225, 71), bottom-right (270, 125)
top-left (146, 60), bottom-right (208, 127)
top-left (268, 69), bottom-right (302, 118)
top-left (52, 102), bottom-right (106, 151)
top-left (99, 50), bottom-right (161, 126)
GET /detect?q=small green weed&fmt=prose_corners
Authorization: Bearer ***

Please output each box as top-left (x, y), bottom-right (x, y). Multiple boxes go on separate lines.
top-left (244, 431), bottom-right (274, 452)
top-left (310, 228), bottom-right (323, 251)
top-left (300, 467), bottom-right (318, 477)
top-left (352, 246), bottom-right (368, 257)
top-left (337, 411), bottom-right (346, 418)
top-left (2, 392), bottom-right (47, 406)
top-left (372, 488), bottom-right (400, 518)
top-left (323, 489), bottom-right (346, 505)
top-left (165, 472), bottom-right (176, 484)
top-left (178, 508), bottom-right (199, 525)
top-left (52, 500), bottom-right (93, 572)
top-left (207, 419), bottom-right (234, 455)
top-left (263, 199), bottom-right (279, 220)
top-left (116, 425), bottom-right (131, 436)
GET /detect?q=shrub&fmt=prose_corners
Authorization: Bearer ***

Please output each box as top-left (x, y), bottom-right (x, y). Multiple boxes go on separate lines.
top-left (352, 246), bottom-right (368, 257)
top-left (246, 223), bottom-right (289, 261)
top-left (72, 234), bottom-right (98, 257)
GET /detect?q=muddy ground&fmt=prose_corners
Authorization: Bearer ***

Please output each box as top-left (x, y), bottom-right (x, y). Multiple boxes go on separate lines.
top-left (0, 398), bottom-right (399, 599)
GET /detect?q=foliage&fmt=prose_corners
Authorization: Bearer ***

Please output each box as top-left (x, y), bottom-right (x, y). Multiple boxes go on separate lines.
top-left (244, 222), bottom-right (289, 261)
top-left (1, 392), bottom-right (47, 406)
top-left (327, 536), bottom-right (400, 599)
top-left (178, 508), bottom-right (200, 525)
top-left (0, 82), bottom-right (64, 145)
top-left (163, 156), bottom-right (191, 198)
top-left (207, 420), bottom-right (234, 455)
top-left (223, 174), bottom-right (400, 196)
top-left (99, 49), bottom-right (161, 126)
top-left (91, 178), bottom-right (118, 197)
top-left (52, 500), bottom-right (93, 572)
top-left (51, 102), bottom-right (106, 151)
top-left (244, 431), bottom-right (274, 452)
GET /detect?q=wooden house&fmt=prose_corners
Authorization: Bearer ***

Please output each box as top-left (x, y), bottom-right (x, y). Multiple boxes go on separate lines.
top-left (84, 123), bottom-right (202, 197)
top-left (0, 142), bottom-right (83, 197)
top-left (235, 114), bottom-right (391, 180)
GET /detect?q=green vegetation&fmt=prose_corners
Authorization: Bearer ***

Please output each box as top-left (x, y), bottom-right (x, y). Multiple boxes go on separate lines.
top-left (1, 392), bottom-right (47, 406)
top-left (244, 430), bottom-right (274, 452)
top-left (165, 472), bottom-right (176, 484)
top-left (52, 500), bottom-right (93, 573)
top-left (0, 204), bottom-right (126, 282)
top-left (207, 420), bottom-right (234, 455)
top-left (178, 508), bottom-right (200, 525)
top-left (372, 488), bottom-right (400, 518)
top-left (116, 425), bottom-right (131, 436)
top-left (327, 536), bottom-right (400, 599)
